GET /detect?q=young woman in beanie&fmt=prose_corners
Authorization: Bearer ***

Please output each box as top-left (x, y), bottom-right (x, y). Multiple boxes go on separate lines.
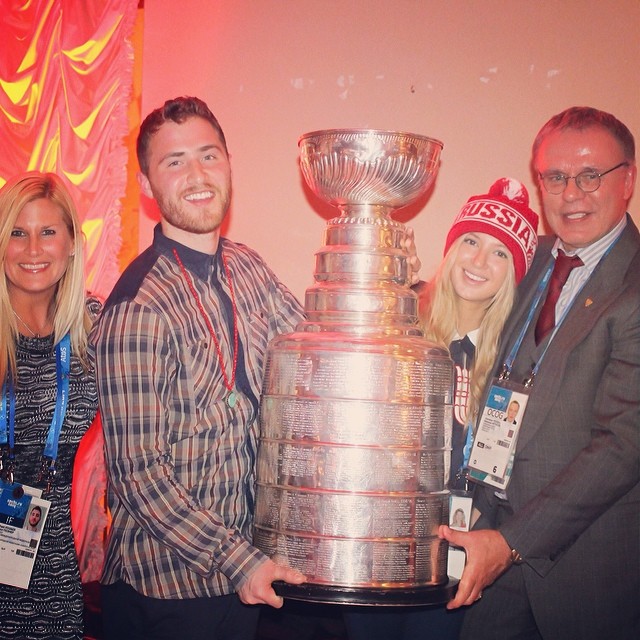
top-left (422, 177), bottom-right (538, 491)
top-left (343, 177), bottom-right (539, 640)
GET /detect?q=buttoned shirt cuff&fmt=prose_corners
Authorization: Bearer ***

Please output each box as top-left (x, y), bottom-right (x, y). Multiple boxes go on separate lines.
top-left (216, 532), bottom-right (269, 590)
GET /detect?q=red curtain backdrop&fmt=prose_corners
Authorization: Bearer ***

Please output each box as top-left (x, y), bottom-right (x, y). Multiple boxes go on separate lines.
top-left (0, 0), bottom-right (138, 299)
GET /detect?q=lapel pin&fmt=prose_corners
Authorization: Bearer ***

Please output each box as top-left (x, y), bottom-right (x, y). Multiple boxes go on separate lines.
top-left (585, 298), bottom-right (593, 307)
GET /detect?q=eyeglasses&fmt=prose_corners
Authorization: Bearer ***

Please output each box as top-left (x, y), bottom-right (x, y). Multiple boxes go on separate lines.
top-left (539, 161), bottom-right (629, 195)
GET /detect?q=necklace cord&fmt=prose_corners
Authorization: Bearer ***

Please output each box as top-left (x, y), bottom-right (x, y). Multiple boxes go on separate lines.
top-left (12, 309), bottom-right (39, 337)
top-left (172, 248), bottom-right (239, 394)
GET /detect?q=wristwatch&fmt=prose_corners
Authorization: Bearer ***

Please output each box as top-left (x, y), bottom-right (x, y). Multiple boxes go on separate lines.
top-left (510, 548), bottom-right (524, 565)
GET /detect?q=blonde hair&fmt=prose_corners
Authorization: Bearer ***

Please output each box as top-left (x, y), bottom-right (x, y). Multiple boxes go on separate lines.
top-left (419, 235), bottom-right (516, 423)
top-left (0, 172), bottom-right (92, 385)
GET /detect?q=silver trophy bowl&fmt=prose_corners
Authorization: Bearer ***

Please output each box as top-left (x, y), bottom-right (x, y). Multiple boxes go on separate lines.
top-left (299, 128), bottom-right (442, 213)
top-left (254, 129), bottom-right (456, 606)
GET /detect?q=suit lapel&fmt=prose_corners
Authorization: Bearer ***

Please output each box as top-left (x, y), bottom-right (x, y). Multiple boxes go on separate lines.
top-left (512, 221), bottom-right (640, 451)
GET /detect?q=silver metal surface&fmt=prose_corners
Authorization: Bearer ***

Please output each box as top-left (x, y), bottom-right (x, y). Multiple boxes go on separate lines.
top-left (298, 129), bottom-right (442, 211)
top-left (254, 129), bottom-right (453, 605)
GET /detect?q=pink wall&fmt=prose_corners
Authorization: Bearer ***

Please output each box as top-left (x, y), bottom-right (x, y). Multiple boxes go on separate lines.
top-left (139, 0), bottom-right (640, 300)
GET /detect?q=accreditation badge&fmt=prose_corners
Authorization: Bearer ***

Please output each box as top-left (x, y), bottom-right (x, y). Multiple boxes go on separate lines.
top-left (0, 480), bottom-right (51, 589)
top-left (468, 380), bottom-right (530, 490)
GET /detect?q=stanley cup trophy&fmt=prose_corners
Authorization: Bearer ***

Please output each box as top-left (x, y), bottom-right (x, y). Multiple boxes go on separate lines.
top-left (254, 129), bottom-right (457, 605)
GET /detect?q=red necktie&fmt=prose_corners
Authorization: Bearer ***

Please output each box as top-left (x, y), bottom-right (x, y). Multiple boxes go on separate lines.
top-left (535, 250), bottom-right (584, 344)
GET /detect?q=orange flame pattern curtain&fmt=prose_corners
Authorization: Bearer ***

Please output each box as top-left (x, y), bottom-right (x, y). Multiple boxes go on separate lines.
top-left (0, 0), bottom-right (138, 299)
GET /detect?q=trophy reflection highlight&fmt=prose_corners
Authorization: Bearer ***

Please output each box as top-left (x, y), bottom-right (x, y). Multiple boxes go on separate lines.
top-left (254, 129), bottom-right (456, 605)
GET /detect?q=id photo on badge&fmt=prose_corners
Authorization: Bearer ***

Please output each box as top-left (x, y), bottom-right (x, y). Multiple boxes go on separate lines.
top-left (23, 504), bottom-right (46, 533)
top-left (449, 495), bottom-right (471, 532)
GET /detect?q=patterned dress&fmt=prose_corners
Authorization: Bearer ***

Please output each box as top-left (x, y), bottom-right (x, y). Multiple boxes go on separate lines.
top-left (0, 326), bottom-right (98, 639)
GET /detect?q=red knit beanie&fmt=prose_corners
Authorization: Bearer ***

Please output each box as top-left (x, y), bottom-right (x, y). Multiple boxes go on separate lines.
top-left (444, 178), bottom-right (539, 283)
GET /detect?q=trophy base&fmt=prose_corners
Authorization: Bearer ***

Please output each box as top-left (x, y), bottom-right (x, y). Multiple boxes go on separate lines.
top-left (273, 578), bottom-right (458, 606)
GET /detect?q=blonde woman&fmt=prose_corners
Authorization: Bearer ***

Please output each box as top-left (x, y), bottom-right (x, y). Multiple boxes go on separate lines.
top-left (344, 178), bottom-right (538, 640)
top-left (0, 172), bottom-right (100, 639)
top-left (421, 178), bottom-right (537, 489)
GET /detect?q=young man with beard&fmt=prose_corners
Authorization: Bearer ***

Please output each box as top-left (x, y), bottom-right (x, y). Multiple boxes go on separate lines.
top-left (91, 97), bottom-right (307, 640)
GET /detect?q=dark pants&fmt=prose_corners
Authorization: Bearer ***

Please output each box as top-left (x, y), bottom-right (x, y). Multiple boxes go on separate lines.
top-left (343, 604), bottom-right (464, 640)
top-left (459, 566), bottom-right (542, 640)
top-left (101, 581), bottom-right (260, 640)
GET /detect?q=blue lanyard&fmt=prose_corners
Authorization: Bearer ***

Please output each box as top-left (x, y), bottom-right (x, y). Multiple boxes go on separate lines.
top-left (501, 237), bottom-right (619, 383)
top-left (501, 260), bottom-right (581, 384)
top-left (462, 418), bottom-right (474, 469)
top-left (0, 334), bottom-right (71, 465)
top-left (500, 262), bottom-right (553, 379)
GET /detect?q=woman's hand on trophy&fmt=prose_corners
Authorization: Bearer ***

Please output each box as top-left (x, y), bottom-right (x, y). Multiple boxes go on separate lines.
top-left (403, 226), bottom-right (422, 286)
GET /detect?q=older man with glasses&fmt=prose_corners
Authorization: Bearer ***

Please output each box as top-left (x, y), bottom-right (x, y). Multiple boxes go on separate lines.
top-left (440, 106), bottom-right (639, 640)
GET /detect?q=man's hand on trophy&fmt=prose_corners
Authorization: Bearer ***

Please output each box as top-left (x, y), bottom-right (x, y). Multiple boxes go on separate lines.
top-left (238, 558), bottom-right (306, 608)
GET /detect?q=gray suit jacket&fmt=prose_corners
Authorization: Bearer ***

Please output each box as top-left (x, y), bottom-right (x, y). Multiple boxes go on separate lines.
top-left (468, 215), bottom-right (640, 638)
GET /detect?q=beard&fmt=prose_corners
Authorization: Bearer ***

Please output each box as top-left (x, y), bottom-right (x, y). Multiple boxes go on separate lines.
top-left (154, 181), bottom-right (232, 235)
